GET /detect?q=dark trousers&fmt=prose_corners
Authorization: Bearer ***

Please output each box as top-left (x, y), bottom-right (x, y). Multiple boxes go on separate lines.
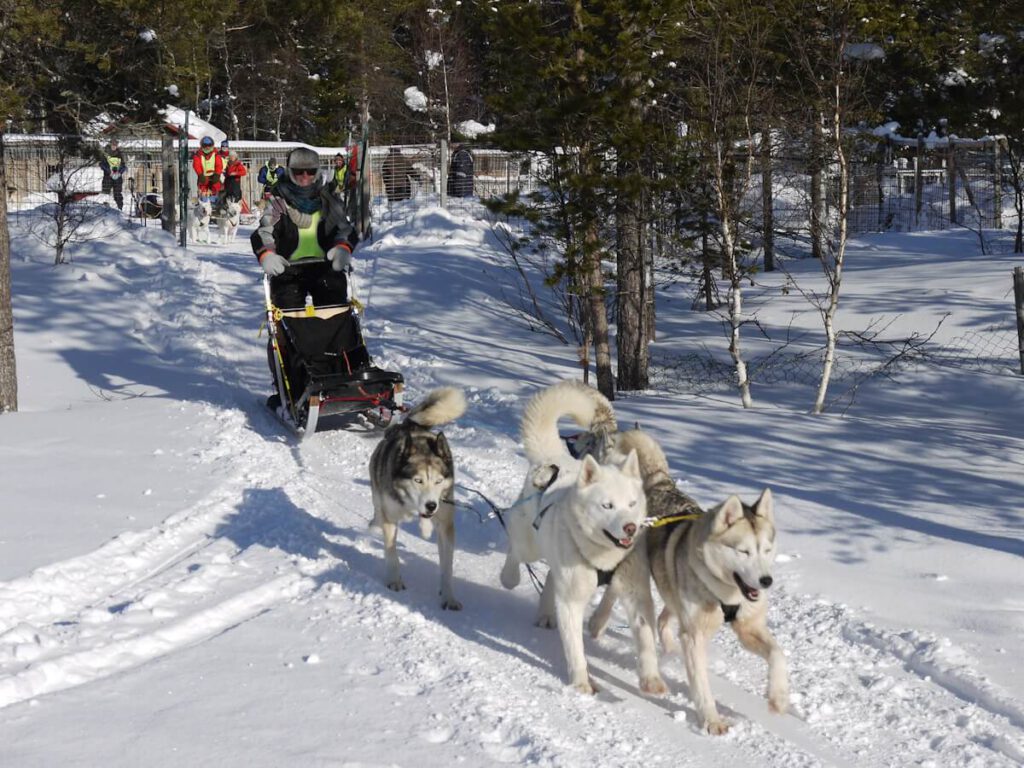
top-left (102, 175), bottom-right (124, 210)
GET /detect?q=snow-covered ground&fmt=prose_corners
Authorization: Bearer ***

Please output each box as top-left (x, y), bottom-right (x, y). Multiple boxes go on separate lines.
top-left (1, 204), bottom-right (1022, 767)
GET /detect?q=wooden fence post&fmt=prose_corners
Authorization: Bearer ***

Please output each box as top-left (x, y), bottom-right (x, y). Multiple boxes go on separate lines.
top-left (915, 137), bottom-right (924, 227)
top-left (1014, 266), bottom-right (1024, 375)
top-left (994, 139), bottom-right (1003, 230)
top-left (948, 143), bottom-right (957, 225)
top-left (160, 133), bottom-right (176, 234)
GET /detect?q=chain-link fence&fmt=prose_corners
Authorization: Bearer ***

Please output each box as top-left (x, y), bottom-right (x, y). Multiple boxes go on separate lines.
top-left (367, 139), bottom-right (542, 230)
top-left (758, 134), bottom-right (1006, 238)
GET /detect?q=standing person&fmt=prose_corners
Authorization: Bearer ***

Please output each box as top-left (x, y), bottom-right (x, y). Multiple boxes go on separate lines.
top-left (447, 144), bottom-right (474, 198)
top-left (192, 135), bottom-right (224, 199)
top-left (381, 147), bottom-right (414, 201)
top-left (100, 138), bottom-right (126, 211)
top-left (223, 151), bottom-right (247, 203)
top-left (219, 139), bottom-right (231, 162)
top-left (257, 157), bottom-right (285, 205)
top-left (328, 151), bottom-right (357, 209)
top-left (251, 147), bottom-right (358, 406)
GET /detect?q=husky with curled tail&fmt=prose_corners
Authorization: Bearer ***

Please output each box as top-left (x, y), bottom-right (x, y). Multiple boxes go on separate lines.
top-left (369, 387), bottom-right (467, 610)
top-left (499, 380), bottom-right (649, 694)
top-left (587, 429), bottom-right (788, 734)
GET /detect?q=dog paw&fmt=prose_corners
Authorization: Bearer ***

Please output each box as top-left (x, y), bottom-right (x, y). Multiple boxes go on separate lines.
top-left (639, 675), bottom-right (668, 696)
top-left (441, 597), bottom-right (463, 611)
top-left (570, 678), bottom-right (598, 695)
top-left (387, 579), bottom-right (406, 592)
top-left (535, 615), bottom-right (556, 629)
top-left (704, 718), bottom-right (730, 736)
top-left (768, 687), bottom-right (790, 714)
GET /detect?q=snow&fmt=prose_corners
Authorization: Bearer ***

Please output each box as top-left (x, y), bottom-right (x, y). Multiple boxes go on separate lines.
top-left (404, 87), bottom-right (429, 113)
top-left (455, 120), bottom-right (496, 139)
top-left (1, 202), bottom-right (1023, 766)
top-left (160, 107), bottom-right (228, 144)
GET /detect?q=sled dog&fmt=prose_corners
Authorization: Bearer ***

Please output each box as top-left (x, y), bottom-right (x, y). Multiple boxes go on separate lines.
top-left (369, 387), bottom-right (467, 610)
top-left (588, 439), bottom-right (788, 734)
top-left (220, 199), bottom-right (242, 244)
top-left (188, 198), bottom-right (213, 244)
top-left (500, 380), bottom-right (648, 694)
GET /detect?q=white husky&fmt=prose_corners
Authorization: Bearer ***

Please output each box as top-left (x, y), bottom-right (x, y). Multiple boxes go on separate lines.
top-left (220, 199), bottom-right (242, 244)
top-left (588, 429), bottom-right (787, 734)
top-left (188, 198), bottom-right (213, 244)
top-left (500, 380), bottom-right (649, 694)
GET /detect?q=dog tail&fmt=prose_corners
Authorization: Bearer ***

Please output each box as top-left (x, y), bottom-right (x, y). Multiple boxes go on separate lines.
top-left (520, 380), bottom-right (615, 466)
top-left (404, 387), bottom-right (467, 428)
top-left (615, 429), bottom-right (672, 490)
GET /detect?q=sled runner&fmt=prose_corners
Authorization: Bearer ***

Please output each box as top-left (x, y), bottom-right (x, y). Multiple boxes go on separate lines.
top-left (263, 275), bottom-right (404, 438)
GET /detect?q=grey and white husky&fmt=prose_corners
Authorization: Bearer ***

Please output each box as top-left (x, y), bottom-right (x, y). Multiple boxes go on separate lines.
top-left (500, 380), bottom-right (649, 694)
top-left (589, 429), bottom-right (788, 734)
top-left (369, 387), bottom-right (467, 610)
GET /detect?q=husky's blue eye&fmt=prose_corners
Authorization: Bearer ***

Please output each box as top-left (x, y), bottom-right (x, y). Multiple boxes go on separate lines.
top-left (414, 478), bottom-right (423, 484)
top-left (602, 502), bottom-right (613, 510)
top-left (739, 549), bottom-right (751, 556)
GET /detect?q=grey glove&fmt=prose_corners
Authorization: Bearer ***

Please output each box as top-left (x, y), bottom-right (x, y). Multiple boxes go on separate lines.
top-left (260, 251), bottom-right (289, 276)
top-left (328, 245), bottom-right (351, 272)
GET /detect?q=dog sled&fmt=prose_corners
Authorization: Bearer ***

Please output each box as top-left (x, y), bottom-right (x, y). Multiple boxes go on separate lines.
top-left (263, 274), bottom-right (404, 438)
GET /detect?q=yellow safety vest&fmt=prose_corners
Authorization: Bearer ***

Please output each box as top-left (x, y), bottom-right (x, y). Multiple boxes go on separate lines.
top-left (106, 155), bottom-right (122, 170)
top-left (290, 211), bottom-right (324, 262)
top-left (200, 152), bottom-right (218, 175)
top-left (265, 164), bottom-right (280, 186)
top-left (334, 167), bottom-right (347, 187)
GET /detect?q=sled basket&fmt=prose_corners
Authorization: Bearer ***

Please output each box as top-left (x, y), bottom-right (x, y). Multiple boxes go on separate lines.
top-left (271, 303), bottom-right (404, 432)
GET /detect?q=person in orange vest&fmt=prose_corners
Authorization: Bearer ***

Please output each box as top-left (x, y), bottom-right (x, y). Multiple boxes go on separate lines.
top-left (192, 136), bottom-right (224, 199)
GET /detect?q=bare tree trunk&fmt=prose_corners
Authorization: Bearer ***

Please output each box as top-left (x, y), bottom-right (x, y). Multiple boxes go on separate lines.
top-left (0, 133), bottom-right (18, 412)
top-left (713, 142), bottom-right (753, 408)
top-left (761, 127), bottom-right (774, 271)
top-left (810, 118), bottom-right (826, 260)
top-left (571, 0), bottom-right (614, 399)
top-left (616, 175), bottom-right (648, 391)
top-left (812, 82), bottom-right (850, 415)
top-left (585, 225), bottom-right (615, 399)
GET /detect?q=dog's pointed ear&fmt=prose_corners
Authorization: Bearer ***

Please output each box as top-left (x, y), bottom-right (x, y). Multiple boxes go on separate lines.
top-left (578, 454), bottom-right (601, 486)
top-left (712, 496), bottom-right (744, 532)
top-left (432, 432), bottom-right (452, 464)
top-left (752, 487), bottom-right (774, 523)
top-left (396, 432), bottom-right (412, 465)
top-left (620, 449), bottom-right (641, 480)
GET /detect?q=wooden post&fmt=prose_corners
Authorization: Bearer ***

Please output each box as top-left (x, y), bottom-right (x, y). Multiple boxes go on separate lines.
top-left (439, 139), bottom-right (448, 209)
top-left (1014, 266), bottom-right (1024, 375)
top-left (993, 139), bottom-right (1003, 230)
top-left (915, 137), bottom-right (924, 227)
top-left (948, 143), bottom-right (957, 225)
top-left (876, 138), bottom-right (886, 229)
top-left (161, 133), bottom-right (177, 233)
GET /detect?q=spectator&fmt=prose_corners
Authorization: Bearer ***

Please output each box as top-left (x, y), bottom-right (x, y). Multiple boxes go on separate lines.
top-left (381, 147), bottom-right (414, 202)
top-left (99, 138), bottom-right (127, 211)
top-left (192, 136), bottom-right (224, 199)
top-left (258, 157), bottom-right (285, 203)
top-left (447, 144), bottom-right (474, 198)
top-left (223, 151), bottom-right (248, 203)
